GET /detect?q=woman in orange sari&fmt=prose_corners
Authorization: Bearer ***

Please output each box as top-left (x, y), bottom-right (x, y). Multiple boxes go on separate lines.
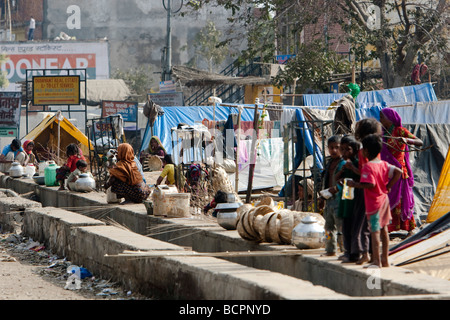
top-left (105, 143), bottom-right (151, 204)
top-left (379, 108), bottom-right (423, 234)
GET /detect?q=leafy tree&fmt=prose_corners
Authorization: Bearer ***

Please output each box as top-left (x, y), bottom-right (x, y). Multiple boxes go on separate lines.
top-left (112, 66), bottom-right (153, 103)
top-left (273, 40), bottom-right (351, 92)
top-left (339, 0), bottom-right (448, 88)
top-left (0, 54), bottom-right (9, 88)
top-left (185, 0), bottom-right (449, 89)
top-left (191, 20), bottom-right (229, 73)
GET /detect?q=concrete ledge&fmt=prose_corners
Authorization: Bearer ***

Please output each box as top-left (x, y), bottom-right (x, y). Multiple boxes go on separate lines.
top-left (22, 207), bottom-right (106, 258)
top-left (1, 173), bottom-right (450, 299)
top-left (21, 206), bottom-right (347, 299)
top-left (0, 196), bottom-right (42, 233)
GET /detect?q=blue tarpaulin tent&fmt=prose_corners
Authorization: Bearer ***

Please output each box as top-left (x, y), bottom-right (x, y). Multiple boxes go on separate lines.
top-left (140, 104), bottom-right (260, 155)
top-left (303, 83), bottom-right (437, 107)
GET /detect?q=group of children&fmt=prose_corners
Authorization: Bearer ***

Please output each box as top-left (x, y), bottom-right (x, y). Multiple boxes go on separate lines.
top-left (321, 118), bottom-right (402, 268)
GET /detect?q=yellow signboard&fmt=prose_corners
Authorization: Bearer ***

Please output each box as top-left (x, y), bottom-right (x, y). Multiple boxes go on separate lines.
top-left (33, 76), bottom-right (80, 105)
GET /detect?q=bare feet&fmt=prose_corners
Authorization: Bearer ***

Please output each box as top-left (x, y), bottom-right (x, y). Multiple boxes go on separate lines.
top-left (356, 252), bottom-right (369, 265)
top-left (381, 257), bottom-right (390, 268)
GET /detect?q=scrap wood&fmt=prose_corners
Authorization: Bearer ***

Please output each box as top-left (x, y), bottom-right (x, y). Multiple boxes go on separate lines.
top-left (389, 229), bottom-right (450, 266)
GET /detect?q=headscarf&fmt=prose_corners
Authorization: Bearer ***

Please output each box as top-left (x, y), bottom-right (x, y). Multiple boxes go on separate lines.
top-left (23, 140), bottom-right (34, 155)
top-left (109, 143), bottom-right (142, 186)
top-left (149, 136), bottom-right (166, 157)
top-left (379, 108), bottom-right (415, 221)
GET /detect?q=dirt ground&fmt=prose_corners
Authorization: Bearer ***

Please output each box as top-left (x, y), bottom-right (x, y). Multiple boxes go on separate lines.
top-left (0, 233), bottom-right (151, 300)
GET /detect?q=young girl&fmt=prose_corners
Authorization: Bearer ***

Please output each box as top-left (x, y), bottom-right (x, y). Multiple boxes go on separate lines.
top-left (335, 135), bottom-right (361, 263)
top-left (23, 140), bottom-right (39, 167)
top-left (56, 143), bottom-right (86, 190)
top-left (347, 134), bottom-right (402, 267)
top-left (156, 154), bottom-right (175, 186)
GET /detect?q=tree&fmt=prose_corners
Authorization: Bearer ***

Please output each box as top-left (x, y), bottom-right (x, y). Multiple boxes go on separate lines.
top-left (0, 54), bottom-right (9, 89)
top-left (273, 40), bottom-right (351, 92)
top-left (339, 0), bottom-right (448, 88)
top-left (185, 0), bottom-right (449, 89)
top-left (192, 20), bottom-right (229, 73)
top-left (112, 66), bottom-right (153, 103)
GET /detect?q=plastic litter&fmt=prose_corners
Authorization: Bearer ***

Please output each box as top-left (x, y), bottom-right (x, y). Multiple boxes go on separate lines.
top-left (64, 270), bottom-right (81, 290)
top-left (67, 265), bottom-right (92, 279)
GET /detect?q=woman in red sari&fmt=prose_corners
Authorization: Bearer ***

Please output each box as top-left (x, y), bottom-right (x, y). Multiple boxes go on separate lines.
top-left (379, 108), bottom-right (423, 234)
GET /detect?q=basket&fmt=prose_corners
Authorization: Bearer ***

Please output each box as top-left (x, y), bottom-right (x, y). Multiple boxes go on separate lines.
top-left (146, 155), bottom-right (163, 171)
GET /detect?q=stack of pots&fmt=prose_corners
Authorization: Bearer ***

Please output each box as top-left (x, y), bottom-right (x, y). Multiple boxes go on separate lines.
top-left (236, 201), bottom-right (325, 246)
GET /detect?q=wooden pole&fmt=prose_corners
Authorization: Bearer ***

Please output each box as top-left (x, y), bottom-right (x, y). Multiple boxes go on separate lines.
top-left (351, 65), bottom-right (356, 83)
top-left (292, 79), bottom-right (297, 106)
top-left (235, 108), bottom-right (241, 193)
top-left (245, 102), bottom-right (260, 203)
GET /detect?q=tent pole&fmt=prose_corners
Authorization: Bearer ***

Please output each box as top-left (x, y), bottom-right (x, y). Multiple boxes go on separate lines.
top-left (246, 102), bottom-right (260, 203)
top-left (235, 108), bottom-right (241, 193)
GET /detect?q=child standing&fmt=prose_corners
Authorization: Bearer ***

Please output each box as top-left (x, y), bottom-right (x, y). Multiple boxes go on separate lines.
top-left (335, 135), bottom-right (361, 263)
top-left (347, 134), bottom-right (402, 267)
top-left (351, 118), bottom-right (384, 264)
top-left (321, 135), bottom-right (346, 256)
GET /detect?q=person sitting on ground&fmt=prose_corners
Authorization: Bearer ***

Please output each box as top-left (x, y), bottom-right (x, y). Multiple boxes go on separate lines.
top-left (23, 140), bottom-right (39, 168)
top-left (104, 143), bottom-right (151, 204)
top-left (155, 154), bottom-right (175, 186)
top-left (293, 178), bottom-right (317, 212)
top-left (56, 143), bottom-right (86, 191)
top-left (67, 159), bottom-right (94, 192)
top-left (140, 136), bottom-right (167, 168)
top-left (0, 138), bottom-right (27, 173)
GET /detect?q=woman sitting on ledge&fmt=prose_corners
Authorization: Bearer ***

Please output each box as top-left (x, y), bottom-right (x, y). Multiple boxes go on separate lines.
top-left (0, 138), bottom-right (27, 173)
top-left (104, 143), bottom-right (151, 204)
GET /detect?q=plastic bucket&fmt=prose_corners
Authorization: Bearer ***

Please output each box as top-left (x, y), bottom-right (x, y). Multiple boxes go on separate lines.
top-left (153, 192), bottom-right (190, 217)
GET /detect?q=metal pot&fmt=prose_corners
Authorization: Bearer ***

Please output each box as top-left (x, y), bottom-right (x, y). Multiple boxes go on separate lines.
top-left (74, 173), bottom-right (96, 192)
top-left (216, 203), bottom-right (242, 230)
top-left (9, 161), bottom-right (24, 178)
top-left (291, 215), bottom-right (325, 249)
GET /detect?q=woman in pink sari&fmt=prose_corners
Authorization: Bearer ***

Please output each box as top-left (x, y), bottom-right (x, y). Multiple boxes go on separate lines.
top-left (379, 108), bottom-right (423, 234)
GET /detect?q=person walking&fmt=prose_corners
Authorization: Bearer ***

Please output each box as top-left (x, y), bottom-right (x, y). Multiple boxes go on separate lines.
top-left (28, 16), bottom-right (35, 41)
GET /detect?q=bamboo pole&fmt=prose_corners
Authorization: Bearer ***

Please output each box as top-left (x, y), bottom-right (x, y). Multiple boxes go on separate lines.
top-left (245, 101), bottom-right (260, 203)
top-left (351, 65), bottom-right (356, 83)
top-left (235, 108), bottom-right (241, 193)
top-left (105, 249), bottom-right (311, 259)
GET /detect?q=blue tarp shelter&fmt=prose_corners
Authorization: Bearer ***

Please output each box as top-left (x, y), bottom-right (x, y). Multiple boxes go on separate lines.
top-left (303, 83), bottom-right (437, 107)
top-left (140, 104), bottom-right (259, 155)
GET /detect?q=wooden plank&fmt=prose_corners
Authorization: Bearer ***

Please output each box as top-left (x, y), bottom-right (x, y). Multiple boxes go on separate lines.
top-left (105, 249), bottom-right (317, 259)
top-left (389, 229), bottom-right (450, 266)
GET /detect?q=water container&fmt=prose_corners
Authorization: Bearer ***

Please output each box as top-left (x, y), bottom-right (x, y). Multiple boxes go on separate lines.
top-left (25, 164), bottom-right (36, 178)
top-left (39, 161), bottom-right (48, 176)
top-left (44, 161), bottom-right (59, 186)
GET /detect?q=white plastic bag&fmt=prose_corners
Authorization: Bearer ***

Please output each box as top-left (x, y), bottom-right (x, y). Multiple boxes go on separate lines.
top-left (106, 187), bottom-right (120, 203)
